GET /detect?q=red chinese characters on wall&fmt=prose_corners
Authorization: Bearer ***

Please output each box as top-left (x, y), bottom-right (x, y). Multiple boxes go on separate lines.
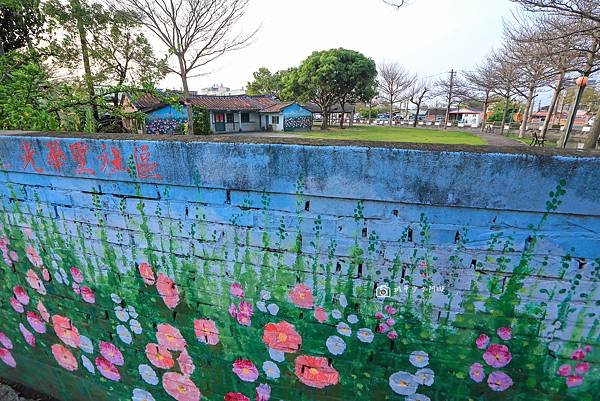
top-left (17, 140), bottom-right (161, 180)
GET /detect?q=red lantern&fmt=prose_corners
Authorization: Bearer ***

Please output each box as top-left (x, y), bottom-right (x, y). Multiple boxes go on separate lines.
top-left (576, 76), bottom-right (589, 87)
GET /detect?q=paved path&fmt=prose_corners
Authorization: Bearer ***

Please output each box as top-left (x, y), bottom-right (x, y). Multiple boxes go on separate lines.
top-left (475, 132), bottom-right (527, 147)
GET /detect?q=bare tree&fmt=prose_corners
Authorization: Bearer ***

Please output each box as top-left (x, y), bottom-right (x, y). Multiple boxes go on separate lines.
top-left (408, 79), bottom-right (430, 127)
top-left (377, 62), bottom-right (414, 126)
top-left (382, 0), bottom-right (408, 8)
top-left (487, 51), bottom-right (526, 136)
top-left (113, 0), bottom-right (257, 134)
top-left (512, 1), bottom-right (600, 24)
top-left (433, 71), bottom-right (470, 129)
top-left (464, 60), bottom-right (496, 132)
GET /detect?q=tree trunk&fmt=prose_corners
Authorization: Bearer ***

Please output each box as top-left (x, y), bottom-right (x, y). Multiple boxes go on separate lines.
top-left (389, 98), bottom-right (393, 127)
top-left (500, 96), bottom-right (510, 136)
top-left (583, 107), bottom-right (600, 149)
top-left (540, 74), bottom-right (564, 140)
top-left (480, 92), bottom-right (489, 132)
top-left (178, 55), bottom-right (194, 135)
top-left (339, 106), bottom-right (345, 129)
top-left (71, 0), bottom-right (98, 128)
top-left (368, 103), bottom-right (372, 125)
top-left (320, 107), bottom-right (329, 130)
top-left (519, 84), bottom-right (536, 138)
top-left (412, 101), bottom-right (421, 127)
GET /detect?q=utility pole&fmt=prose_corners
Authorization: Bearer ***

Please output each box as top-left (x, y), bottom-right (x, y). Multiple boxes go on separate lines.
top-left (443, 69), bottom-right (455, 130)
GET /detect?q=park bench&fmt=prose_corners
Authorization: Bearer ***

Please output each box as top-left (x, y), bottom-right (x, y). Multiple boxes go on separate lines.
top-left (529, 130), bottom-right (546, 147)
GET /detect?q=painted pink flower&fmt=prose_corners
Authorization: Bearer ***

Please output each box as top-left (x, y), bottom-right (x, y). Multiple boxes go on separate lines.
top-left (262, 321), bottom-right (302, 353)
top-left (469, 362), bottom-right (485, 383)
top-left (233, 359), bottom-right (259, 382)
top-left (238, 301), bottom-right (254, 316)
top-left (194, 319), bottom-right (220, 345)
top-left (145, 343), bottom-right (175, 369)
top-left (139, 262), bottom-right (155, 285)
top-left (0, 333), bottom-right (12, 349)
top-left (575, 362), bottom-right (590, 374)
top-left (99, 341), bottom-right (124, 366)
top-left (8, 251), bottom-right (17, 262)
top-left (487, 371), bottom-right (513, 391)
top-left (566, 375), bottom-right (584, 388)
top-left (584, 345), bottom-right (592, 353)
top-left (25, 269), bottom-right (46, 295)
top-left (80, 286), bottom-right (95, 304)
top-left (571, 349), bottom-right (586, 360)
top-left (70, 267), bottom-right (84, 283)
top-left (387, 330), bottom-right (398, 339)
top-left (557, 364), bottom-right (572, 377)
top-left (384, 305), bottom-right (397, 315)
top-left (162, 372), bottom-right (202, 401)
top-left (13, 286), bottom-right (29, 305)
top-left (483, 344), bottom-right (512, 368)
top-left (314, 307), bottom-right (328, 323)
top-left (9, 298), bottom-right (24, 313)
top-left (386, 318), bottom-right (396, 326)
top-left (26, 245), bottom-right (43, 267)
top-left (230, 283), bottom-right (245, 298)
top-left (224, 393), bottom-right (249, 401)
top-left (156, 273), bottom-right (180, 309)
top-left (376, 323), bottom-right (389, 333)
top-left (72, 283), bottom-right (80, 295)
top-left (374, 312), bottom-right (384, 319)
top-left (95, 356), bottom-right (120, 381)
top-left (51, 344), bottom-right (77, 371)
top-left (41, 268), bottom-right (50, 281)
top-left (256, 383), bottom-right (271, 401)
top-left (237, 312), bottom-right (252, 327)
top-left (288, 284), bottom-right (314, 309)
top-left (229, 303), bottom-right (238, 317)
top-left (52, 315), bottom-right (81, 348)
top-left (476, 334), bottom-right (490, 350)
top-left (0, 348), bottom-right (16, 368)
top-left (177, 348), bottom-right (195, 376)
top-left (497, 327), bottom-right (512, 341)
top-left (156, 324), bottom-right (187, 351)
top-left (19, 323), bottom-right (35, 347)
top-left (37, 300), bottom-right (50, 322)
top-left (26, 312), bottom-right (46, 334)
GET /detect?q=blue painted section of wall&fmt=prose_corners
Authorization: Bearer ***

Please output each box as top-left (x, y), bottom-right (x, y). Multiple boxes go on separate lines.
top-left (283, 104), bottom-right (312, 118)
top-left (147, 105), bottom-right (187, 120)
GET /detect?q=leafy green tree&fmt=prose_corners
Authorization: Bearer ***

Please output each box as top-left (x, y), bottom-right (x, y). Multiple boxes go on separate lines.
top-left (290, 48), bottom-right (376, 130)
top-left (0, 0), bottom-right (45, 54)
top-left (247, 67), bottom-right (297, 100)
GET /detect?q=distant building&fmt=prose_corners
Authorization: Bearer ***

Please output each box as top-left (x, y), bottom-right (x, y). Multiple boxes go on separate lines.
top-left (448, 108), bottom-right (483, 126)
top-left (123, 93), bottom-right (311, 134)
top-left (200, 84), bottom-right (246, 96)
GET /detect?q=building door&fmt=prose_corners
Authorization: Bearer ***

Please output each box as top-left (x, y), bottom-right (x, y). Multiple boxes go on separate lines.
top-left (214, 113), bottom-right (225, 131)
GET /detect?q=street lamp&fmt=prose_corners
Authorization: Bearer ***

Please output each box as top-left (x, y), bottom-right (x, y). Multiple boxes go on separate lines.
top-left (560, 75), bottom-right (589, 148)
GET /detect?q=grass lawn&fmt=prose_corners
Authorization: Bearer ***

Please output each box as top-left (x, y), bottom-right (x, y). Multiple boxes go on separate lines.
top-left (294, 125), bottom-right (487, 145)
top-left (509, 135), bottom-right (557, 147)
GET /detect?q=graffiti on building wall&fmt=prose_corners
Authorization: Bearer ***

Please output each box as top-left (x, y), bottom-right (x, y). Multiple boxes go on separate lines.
top-left (145, 118), bottom-right (187, 135)
top-left (0, 139), bottom-right (598, 401)
top-left (284, 116), bottom-right (312, 131)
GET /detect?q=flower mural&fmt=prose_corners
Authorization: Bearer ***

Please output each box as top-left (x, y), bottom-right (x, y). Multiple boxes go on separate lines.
top-left (294, 356), bottom-right (339, 389)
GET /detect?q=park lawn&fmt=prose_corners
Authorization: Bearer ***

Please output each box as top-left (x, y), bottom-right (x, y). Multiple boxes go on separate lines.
top-left (295, 125), bottom-right (487, 145)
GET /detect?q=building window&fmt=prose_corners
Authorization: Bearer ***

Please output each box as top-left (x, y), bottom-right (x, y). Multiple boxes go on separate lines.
top-left (226, 112), bottom-right (234, 123)
top-left (241, 112), bottom-right (250, 123)
top-left (272, 115), bottom-right (280, 124)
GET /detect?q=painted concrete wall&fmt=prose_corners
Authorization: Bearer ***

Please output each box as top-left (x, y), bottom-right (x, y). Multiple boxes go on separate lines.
top-left (0, 133), bottom-right (599, 401)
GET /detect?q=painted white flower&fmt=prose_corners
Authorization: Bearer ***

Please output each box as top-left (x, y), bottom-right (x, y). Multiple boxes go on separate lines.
top-left (267, 303), bottom-right (279, 316)
top-left (414, 368), bottom-right (435, 386)
top-left (407, 394), bottom-right (431, 401)
top-left (114, 306), bottom-right (129, 322)
top-left (127, 305), bottom-right (138, 319)
top-left (347, 314), bottom-right (359, 324)
top-left (82, 355), bottom-right (95, 374)
top-left (59, 268), bottom-right (70, 286)
top-left (339, 294), bottom-right (348, 308)
top-left (263, 361), bottom-right (281, 379)
top-left (110, 293), bottom-right (122, 304)
top-left (389, 371), bottom-right (418, 396)
top-left (409, 351), bottom-right (429, 368)
top-left (357, 328), bottom-right (374, 343)
top-left (260, 290), bottom-right (271, 300)
top-left (256, 301), bottom-right (268, 313)
top-left (133, 389), bottom-right (156, 401)
top-left (331, 309), bottom-right (342, 319)
top-left (53, 272), bottom-right (64, 284)
top-left (268, 348), bottom-right (285, 362)
top-left (138, 364), bottom-right (159, 385)
top-left (129, 319), bottom-right (143, 335)
top-left (336, 322), bottom-right (352, 337)
top-left (79, 335), bottom-right (94, 353)
top-left (326, 335), bottom-right (346, 355)
top-left (117, 325), bottom-right (132, 344)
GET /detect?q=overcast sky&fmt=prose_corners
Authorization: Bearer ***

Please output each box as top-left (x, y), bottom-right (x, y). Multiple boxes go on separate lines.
top-left (158, 0), bottom-right (518, 94)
